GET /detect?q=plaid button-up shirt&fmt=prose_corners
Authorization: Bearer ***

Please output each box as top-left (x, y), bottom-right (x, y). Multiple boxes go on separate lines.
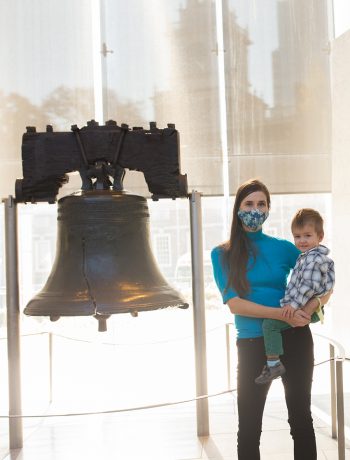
top-left (280, 244), bottom-right (335, 309)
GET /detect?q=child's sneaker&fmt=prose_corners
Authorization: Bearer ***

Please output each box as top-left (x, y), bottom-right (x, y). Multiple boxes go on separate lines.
top-left (255, 362), bottom-right (286, 385)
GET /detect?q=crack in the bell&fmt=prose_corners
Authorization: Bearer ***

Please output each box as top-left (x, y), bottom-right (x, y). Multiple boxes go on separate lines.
top-left (81, 238), bottom-right (97, 315)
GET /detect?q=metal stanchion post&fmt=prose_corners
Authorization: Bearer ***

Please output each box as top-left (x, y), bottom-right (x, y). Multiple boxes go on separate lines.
top-left (329, 344), bottom-right (337, 439)
top-left (189, 191), bottom-right (209, 437)
top-left (336, 360), bottom-right (345, 460)
top-left (49, 332), bottom-right (53, 403)
top-left (4, 196), bottom-right (23, 449)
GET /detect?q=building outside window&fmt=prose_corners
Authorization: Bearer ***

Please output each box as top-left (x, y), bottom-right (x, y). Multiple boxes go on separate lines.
top-left (153, 233), bottom-right (172, 267)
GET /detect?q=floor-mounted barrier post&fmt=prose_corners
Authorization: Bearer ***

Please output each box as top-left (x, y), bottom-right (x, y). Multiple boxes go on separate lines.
top-left (330, 344), bottom-right (337, 439)
top-left (335, 359), bottom-right (345, 460)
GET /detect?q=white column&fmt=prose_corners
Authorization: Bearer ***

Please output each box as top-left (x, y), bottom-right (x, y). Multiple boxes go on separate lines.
top-left (331, 29), bottom-right (350, 355)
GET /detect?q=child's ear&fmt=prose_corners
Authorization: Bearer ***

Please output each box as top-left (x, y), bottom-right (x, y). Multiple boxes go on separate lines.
top-left (319, 232), bottom-right (324, 242)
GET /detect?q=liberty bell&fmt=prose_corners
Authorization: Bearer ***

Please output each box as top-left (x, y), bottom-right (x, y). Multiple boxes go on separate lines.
top-left (17, 120), bottom-right (189, 331)
top-left (24, 190), bottom-right (188, 331)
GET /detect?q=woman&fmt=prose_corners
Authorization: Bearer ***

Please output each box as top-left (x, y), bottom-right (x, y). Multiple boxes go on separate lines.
top-left (211, 178), bottom-right (330, 460)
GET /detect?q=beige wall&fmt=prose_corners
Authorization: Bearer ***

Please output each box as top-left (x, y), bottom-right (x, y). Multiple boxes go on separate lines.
top-left (331, 29), bottom-right (350, 354)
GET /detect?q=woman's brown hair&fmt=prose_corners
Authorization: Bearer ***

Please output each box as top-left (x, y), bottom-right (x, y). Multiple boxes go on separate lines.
top-left (221, 178), bottom-right (270, 297)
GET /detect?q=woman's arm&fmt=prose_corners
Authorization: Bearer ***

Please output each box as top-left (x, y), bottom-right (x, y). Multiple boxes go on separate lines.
top-left (227, 296), bottom-right (310, 327)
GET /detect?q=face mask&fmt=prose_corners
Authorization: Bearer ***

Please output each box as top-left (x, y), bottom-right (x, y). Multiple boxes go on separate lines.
top-left (237, 209), bottom-right (269, 230)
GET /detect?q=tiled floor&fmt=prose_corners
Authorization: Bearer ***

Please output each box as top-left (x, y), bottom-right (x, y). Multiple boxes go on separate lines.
top-left (1, 394), bottom-right (349, 460)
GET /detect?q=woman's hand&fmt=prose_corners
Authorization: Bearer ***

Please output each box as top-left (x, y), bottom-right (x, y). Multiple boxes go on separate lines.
top-left (281, 304), bottom-right (296, 319)
top-left (227, 297), bottom-right (311, 326)
top-left (285, 308), bottom-right (311, 327)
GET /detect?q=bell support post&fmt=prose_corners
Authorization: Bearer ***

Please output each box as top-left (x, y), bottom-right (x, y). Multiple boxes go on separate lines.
top-left (189, 190), bottom-right (209, 436)
top-left (4, 196), bottom-right (23, 449)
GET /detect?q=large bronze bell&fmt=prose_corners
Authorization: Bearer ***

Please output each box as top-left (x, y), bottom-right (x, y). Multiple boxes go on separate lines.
top-left (24, 190), bottom-right (188, 331)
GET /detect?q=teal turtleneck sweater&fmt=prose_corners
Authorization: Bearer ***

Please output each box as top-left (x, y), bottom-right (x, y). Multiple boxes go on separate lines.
top-left (211, 229), bottom-right (300, 339)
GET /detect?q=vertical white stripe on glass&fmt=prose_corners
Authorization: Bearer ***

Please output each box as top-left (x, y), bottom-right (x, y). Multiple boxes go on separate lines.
top-left (91, 0), bottom-right (104, 124)
top-left (215, 0), bottom-right (230, 239)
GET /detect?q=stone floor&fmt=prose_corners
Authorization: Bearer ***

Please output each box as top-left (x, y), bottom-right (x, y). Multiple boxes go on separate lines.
top-left (0, 392), bottom-right (349, 460)
top-left (0, 312), bottom-right (349, 459)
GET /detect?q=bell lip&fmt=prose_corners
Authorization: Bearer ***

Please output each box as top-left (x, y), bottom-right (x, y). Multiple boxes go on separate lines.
top-left (94, 301), bottom-right (189, 315)
top-left (23, 301), bottom-right (189, 317)
top-left (23, 306), bottom-right (96, 317)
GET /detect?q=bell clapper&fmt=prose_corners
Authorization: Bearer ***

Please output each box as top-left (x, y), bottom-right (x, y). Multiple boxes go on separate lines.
top-left (49, 315), bottom-right (60, 322)
top-left (94, 314), bottom-right (111, 332)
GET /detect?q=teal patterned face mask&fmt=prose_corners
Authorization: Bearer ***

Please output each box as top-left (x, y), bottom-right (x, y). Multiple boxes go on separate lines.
top-left (237, 209), bottom-right (269, 230)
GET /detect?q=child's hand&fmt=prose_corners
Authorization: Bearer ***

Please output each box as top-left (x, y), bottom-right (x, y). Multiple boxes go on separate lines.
top-left (281, 304), bottom-right (296, 319)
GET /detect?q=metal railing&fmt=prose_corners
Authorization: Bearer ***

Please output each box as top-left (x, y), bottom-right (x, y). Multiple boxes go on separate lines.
top-left (316, 332), bottom-right (346, 460)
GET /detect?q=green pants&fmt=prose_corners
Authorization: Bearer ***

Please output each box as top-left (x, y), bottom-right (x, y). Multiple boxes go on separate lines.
top-left (262, 310), bottom-right (321, 356)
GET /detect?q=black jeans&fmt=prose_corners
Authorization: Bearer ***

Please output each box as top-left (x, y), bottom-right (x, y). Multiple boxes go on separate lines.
top-left (236, 326), bottom-right (316, 460)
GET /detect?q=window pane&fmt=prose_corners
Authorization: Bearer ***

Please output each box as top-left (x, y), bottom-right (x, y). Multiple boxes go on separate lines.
top-left (0, 1), bottom-right (95, 198)
top-left (225, 0), bottom-right (332, 193)
top-left (103, 0), bottom-right (223, 195)
top-left (153, 234), bottom-right (172, 266)
top-left (333, 0), bottom-right (350, 38)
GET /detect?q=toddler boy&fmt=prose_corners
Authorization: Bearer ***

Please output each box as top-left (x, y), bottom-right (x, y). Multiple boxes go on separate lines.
top-left (255, 208), bottom-right (335, 385)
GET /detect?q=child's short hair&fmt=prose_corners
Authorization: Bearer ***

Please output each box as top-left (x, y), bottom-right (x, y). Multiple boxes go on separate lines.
top-left (291, 208), bottom-right (324, 236)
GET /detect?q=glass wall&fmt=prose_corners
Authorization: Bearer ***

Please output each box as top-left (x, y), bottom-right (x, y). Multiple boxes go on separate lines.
top-left (100, 0), bottom-right (332, 196)
top-left (0, 0), bottom-right (334, 353)
top-left (0, 0), bottom-right (336, 434)
top-left (0, 0), bottom-right (335, 310)
top-left (224, 0), bottom-right (332, 194)
top-left (102, 0), bottom-right (222, 195)
top-left (0, 0), bottom-right (332, 199)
